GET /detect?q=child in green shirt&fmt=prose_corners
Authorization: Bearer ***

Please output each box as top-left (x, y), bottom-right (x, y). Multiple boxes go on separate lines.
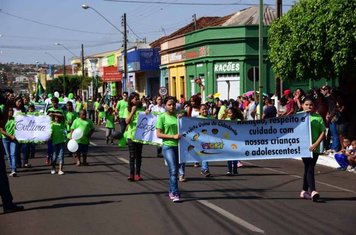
top-left (299, 96), bottom-right (326, 202)
top-left (50, 113), bottom-right (67, 175)
top-left (105, 107), bottom-right (115, 144)
top-left (71, 110), bottom-right (95, 166)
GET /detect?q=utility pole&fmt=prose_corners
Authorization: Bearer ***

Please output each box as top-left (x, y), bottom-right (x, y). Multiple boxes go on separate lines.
top-left (276, 0), bottom-right (282, 18)
top-left (81, 44), bottom-right (85, 98)
top-left (63, 56), bottom-right (66, 96)
top-left (192, 14), bottom-right (197, 30)
top-left (123, 13), bottom-right (128, 93)
top-left (258, 1), bottom-right (264, 119)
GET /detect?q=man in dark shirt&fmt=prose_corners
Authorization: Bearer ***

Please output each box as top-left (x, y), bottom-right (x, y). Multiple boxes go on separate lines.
top-left (262, 97), bottom-right (277, 119)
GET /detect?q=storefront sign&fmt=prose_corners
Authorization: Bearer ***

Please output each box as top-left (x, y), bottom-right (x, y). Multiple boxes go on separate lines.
top-left (214, 62), bottom-right (240, 73)
top-left (102, 66), bottom-right (122, 82)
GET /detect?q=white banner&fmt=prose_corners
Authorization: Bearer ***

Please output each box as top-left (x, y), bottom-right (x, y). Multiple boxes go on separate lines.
top-left (15, 114), bottom-right (51, 142)
top-left (134, 112), bottom-right (163, 145)
top-left (178, 113), bottom-right (312, 163)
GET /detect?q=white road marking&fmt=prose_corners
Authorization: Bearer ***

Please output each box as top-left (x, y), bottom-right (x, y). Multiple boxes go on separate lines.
top-left (243, 161), bottom-right (356, 194)
top-left (197, 200), bottom-right (265, 234)
top-left (90, 142), bottom-right (97, 146)
top-left (118, 157), bottom-right (129, 164)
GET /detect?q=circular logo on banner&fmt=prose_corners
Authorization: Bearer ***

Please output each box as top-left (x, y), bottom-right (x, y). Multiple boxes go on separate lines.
top-left (159, 87), bottom-right (168, 96)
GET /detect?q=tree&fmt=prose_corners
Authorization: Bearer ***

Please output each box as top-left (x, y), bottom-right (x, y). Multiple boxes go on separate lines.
top-left (47, 75), bottom-right (91, 95)
top-left (268, 0), bottom-right (356, 82)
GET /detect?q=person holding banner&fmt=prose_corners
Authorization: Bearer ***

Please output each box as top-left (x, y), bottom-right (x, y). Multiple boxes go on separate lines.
top-left (156, 96), bottom-right (181, 202)
top-left (197, 104), bottom-right (212, 177)
top-left (124, 92), bottom-right (145, 181)
top-left (224, 107), bottom-right (244, 176)
top-left (1, 108), bottom-right (18, 177)
top-left (300, 96), bottom-right (326, 202)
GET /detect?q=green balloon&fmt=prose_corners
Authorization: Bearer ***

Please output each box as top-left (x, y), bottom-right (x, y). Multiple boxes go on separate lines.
top-left (68, 93), bottom-right (74, 99)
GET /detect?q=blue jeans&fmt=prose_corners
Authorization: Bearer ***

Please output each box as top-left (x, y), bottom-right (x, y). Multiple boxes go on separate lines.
top-left (52, 143), bottom-right (65, 165)
top-left (329, 122), bottom-right (340, 151)
top-left (162, 145), bottom-right (180, 195)
top-left (2, 138), bottom-right (18, 172)
top-left (201, 161), bottom-right (209, 172)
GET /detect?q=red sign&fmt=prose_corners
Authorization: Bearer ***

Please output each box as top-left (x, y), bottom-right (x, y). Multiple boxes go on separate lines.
top-left (102, 66), bottom-right (122, 82)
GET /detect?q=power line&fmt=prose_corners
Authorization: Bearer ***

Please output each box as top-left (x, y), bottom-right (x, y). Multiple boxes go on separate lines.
top-left (127, 23), bottom-right (144, 40)
top-left (104, 0), bottom-right (293, 6)
top-left (0, 9), bottom-right (118, 35)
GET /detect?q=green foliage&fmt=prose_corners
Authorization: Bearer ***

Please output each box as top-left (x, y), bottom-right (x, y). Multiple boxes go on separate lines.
top-left (47, 75), bottom-right (92, 96)
top-left (269, 0), bottom-right (356, 81)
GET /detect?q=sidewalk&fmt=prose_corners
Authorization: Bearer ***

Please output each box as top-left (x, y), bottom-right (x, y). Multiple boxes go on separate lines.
top-left (317, 153), bottom-right (340, 168)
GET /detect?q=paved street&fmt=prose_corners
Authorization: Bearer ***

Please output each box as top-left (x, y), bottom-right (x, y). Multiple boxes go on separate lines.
top-left (1, 127), bottom-right (356, 235)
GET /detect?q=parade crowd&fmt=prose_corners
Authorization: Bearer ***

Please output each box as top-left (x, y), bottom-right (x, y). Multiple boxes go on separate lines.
top-left (0, 84), bottom-right (354, 212)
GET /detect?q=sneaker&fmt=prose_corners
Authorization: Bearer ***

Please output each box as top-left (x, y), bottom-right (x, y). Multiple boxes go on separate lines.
top-left (311, 191), bottom-right (320, 202)
top-left (135, 175), bottom-right (143, 181)
top-left (172, 195), bottom-right (180, 202)
top-left (168, 192), bottom-right (175, 200)
top-left (201, 170), bottom-right (211, 177)
top-left (300, 190), bottom-right (311, 199)
top-left (178, 175), bottom-right (187, 182)
top-left (50, 170), bottom-right (56, 175)
top-left (58, 170), bottom-right (64, 175)
top-left (127, 175), bottom-right (134, 182)
top-left (193, 162), bottom-right (200, 168)
top-left (346, 165), bottom-right (353, 172)
top-left (9, 172), bottom-right (17, 177)
top-left (349, 167), bottom-right (356, 173)
top-left (226, 171), bottom-right (232, 176)
top-left (237, 161), bottom-right (243, 168)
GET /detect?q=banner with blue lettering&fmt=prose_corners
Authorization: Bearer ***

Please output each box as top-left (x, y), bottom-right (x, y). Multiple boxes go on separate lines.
top-left (178, 113), bottom-right (312, 163)
top-left (134, 112), bottom-right (162, 145)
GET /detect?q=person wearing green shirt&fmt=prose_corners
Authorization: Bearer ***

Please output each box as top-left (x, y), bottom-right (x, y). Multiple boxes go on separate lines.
top-left (65, 101), bottom-right (77, 158)
top-left (116, 92), bottom-right (128, 132)
top-left (299, 96), bottom-right (326, 202)
top-left (50, 113), bottom-right (67, 175)
top-left (1, 109), bottom-right (18, 176)
top-left (75, 97), bottom-right (83, 114)
top-left (94, 97), bottom-right (101, 125)
top-left (124, 92), bottom-right (145, 181)
top-left (70, 110), bottom-right (95, 166)
top-left (105, 107), bottom-right (115, 145)
top-left (156, 96), bottom-right (182, 202)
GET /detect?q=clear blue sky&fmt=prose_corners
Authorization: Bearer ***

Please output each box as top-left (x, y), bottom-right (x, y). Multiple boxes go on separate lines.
top-left (0, 0), bottom-right (294, 64)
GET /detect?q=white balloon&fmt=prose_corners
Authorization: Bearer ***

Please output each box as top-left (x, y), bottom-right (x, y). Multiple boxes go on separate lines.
top-left (54, 91), bottom-right (60, 98)
top-left (72, 128), bottom-right (84, 140)
top-left (67, 139), bottom-right (78, 153)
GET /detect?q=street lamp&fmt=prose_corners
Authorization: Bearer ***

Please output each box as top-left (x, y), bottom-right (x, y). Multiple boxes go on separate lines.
top-left (82, 4), bottom-right (128, 93)
top-left (54, 42), bottom-right (77, 57)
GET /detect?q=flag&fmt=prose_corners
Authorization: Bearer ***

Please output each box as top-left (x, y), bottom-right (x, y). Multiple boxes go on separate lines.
top-left (35, 78), bottom-right (45, 102)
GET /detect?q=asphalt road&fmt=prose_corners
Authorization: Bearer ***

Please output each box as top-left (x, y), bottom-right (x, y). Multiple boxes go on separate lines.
top-left (1, 126), bottom-right (356, 235)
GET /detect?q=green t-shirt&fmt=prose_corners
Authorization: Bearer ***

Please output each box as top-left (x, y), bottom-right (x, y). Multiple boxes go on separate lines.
top-left (94, 101), bottom-right (100, 111)
top-left (2, 118), bottom-right (15, 138)
top-left (310, 112), bottom-right (326, 153)
top-left (218, 105), bottom-right (226, 120)
top-left (71, 118), bottom-right (95, 145)
top-left (65, 111), bottom-right (78, 131)
top-left (123, 107), bottom-right (144, 140)
top-left (51, 121), bottom-right (67, 145)
top-left (155, 112), bottom-right (178, 147)
top-left (75, 102), bottom-right (83, 113)
top-left (116, 99), bottom-right (128, 118)
top-left (47, 107), bottom-right (64, 115)
top-left (105, 113), bottom-right (115, 129)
